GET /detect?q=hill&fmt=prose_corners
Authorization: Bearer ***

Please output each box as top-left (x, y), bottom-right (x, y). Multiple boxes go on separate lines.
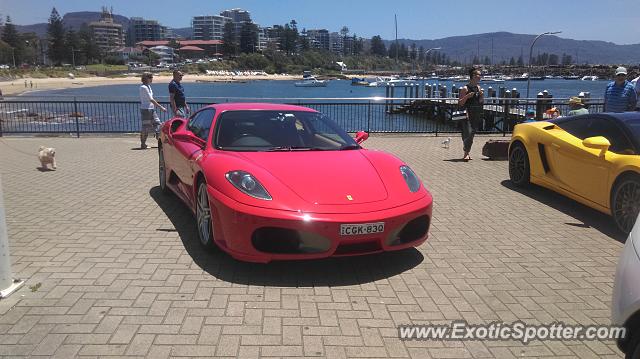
top-left (385, 32), bottom-right (640, 65)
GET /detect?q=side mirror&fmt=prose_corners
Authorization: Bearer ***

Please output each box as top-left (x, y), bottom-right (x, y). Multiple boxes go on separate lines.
top-left (582, 136), bottom-right (610, 156)
top-left (355, 131), bottom-right (369, 144)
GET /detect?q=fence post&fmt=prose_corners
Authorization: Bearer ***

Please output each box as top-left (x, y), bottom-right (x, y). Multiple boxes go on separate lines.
top-left (367, 100), bottom-right (371, 133)
top-left (74, 97), bottom-right (80, 138)
top-left (0, 175), bottom-right (25, 298)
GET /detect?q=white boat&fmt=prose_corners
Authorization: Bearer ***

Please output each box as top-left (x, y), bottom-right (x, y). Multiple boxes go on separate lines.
top-left (581, 75), bottom-right (598, 81)
top-left (294, 76), bottom-right (328, 87)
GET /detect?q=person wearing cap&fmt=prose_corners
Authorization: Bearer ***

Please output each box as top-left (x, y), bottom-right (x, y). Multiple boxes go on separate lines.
top-left (567, 96), bottom-right (589, 116)
top-left (139, 72), bottom-right (167, 149)
top-left (169, 69), bottom-right (190, 117)
top-left (604, 66), bottom-right (637, 112)
top-left (524, 109), bottom-right (536, 122)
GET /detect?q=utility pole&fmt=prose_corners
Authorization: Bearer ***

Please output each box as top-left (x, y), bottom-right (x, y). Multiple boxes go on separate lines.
top-left (394, 14), bottom-right (398, 64)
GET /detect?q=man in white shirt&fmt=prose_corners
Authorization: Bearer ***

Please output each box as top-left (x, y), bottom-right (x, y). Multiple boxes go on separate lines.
top-left (139, 72), bottom-right (166, 149)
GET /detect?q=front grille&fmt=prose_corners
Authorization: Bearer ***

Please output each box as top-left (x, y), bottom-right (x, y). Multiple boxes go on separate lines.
top-left (387, 215), bottom-right (430, 246)
top-left (251, 227), bottom-right (330, 254)
top-left (334, 240), bottom-right (382, 255)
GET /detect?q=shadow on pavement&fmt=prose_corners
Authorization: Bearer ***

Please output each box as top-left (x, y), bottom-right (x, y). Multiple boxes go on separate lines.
top-left (501, 180), bottom-right (626, 243)
top-left (150, 186), bottom-right (424, 286)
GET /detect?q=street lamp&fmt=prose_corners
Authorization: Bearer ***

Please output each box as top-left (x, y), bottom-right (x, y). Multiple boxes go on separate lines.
top-left (71, 47), bottom-right (82, 68)
top-left (526, 31), bottom-right (561, 102)
top-left (424, 47), bottom-right (441, 69)
top-left (10, 47), bottom-right (16, 68)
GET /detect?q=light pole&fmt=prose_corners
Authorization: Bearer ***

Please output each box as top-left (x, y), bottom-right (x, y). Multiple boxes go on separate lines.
top-left (10, 47), bottom-right (16, 68)
top-left (71, 47), bottom-right (82, 68)
top-left (526, 31), bottom-right (561, 102)
top-left (423, 47), bottom-right (441, 71)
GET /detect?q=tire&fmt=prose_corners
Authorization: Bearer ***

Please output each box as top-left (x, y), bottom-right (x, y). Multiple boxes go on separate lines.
top-left (625, 329), bottom-right (640, 359)
top-left (196, 181), bottom-right (217, 251)
top-left (611, 175), bottom-right (640, 234)
top-left (509, 142), bottom-right (530, 187)
top-left (158, 145), bottom-right (169, 194)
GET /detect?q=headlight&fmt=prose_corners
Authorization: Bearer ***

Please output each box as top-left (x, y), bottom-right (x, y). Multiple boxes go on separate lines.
top-left (225, 170), bottom-right (272, 200)
top-left (400, 165), bottom-right (421, 192)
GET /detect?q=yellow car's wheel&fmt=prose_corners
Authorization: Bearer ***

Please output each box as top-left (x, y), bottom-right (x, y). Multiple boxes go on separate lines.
top-left (612, 175), bottom-right (640, 234)
top-left (509, 143), bottom-right (530, 187)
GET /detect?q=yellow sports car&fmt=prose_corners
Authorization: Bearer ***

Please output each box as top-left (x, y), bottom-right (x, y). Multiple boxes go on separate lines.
top-left (509, 112), bottom-right (640, 233)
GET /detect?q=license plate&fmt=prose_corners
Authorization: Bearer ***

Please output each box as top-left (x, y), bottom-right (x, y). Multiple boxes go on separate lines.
top-left (340, 222), bottom-right (385, 236)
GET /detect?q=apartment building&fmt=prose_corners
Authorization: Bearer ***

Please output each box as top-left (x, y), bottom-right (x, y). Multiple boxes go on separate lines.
top-left (192, 15), bottom-right (232, 40)
top-left (89, 8), bottom-right (124, 53)
top-left (128, 17), bottom-right (167, 45)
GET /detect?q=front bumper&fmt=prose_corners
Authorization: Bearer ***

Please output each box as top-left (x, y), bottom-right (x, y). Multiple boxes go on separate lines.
top-left (612, 228), bottom-right (640, 351)
top-left (207, 185), bottom-right (433, 263)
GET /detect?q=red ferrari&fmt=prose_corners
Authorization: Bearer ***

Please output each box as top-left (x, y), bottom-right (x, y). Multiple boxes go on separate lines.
top-left (158, 103), bottom-right (433, 263)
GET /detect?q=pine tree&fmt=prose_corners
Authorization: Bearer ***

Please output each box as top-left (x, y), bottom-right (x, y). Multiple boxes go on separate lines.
top-left (239, 22), bottom-right (258, 54)
top-left (1, 16), bottom-right (22, 66)
top-left (370, 36), bottom-right (385, 57)
top-left (222, 21), bottom-right (237, 56)
top-left (47, 8), bottom-right (66, 65)
top-left (79, 24), bottom-right (100, 64)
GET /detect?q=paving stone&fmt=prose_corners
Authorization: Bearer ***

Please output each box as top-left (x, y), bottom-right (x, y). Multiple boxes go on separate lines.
top-left (0, 136), bottom-right (625, 358)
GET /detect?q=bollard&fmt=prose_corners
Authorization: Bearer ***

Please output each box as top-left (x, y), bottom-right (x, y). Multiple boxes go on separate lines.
top-left (536, 92), bottom-right (545, 121)
top-left (0, 176), bottom-right (25, 298)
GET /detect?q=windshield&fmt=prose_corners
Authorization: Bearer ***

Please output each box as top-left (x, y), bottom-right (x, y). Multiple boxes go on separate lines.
top-left (214, 110), bottom-right (360, 152)
top-left (622, 117), bottom-right (640, 143)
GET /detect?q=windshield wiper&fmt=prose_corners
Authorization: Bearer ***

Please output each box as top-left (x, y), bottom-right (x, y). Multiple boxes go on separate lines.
top-left (265, 146), bottom-right (332, 152)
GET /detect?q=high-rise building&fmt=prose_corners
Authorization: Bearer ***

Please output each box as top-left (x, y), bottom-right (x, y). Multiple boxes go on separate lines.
top-left (192, 15), bottom-right (232, 40)
top-left (219, 8), bottom-right (252, 39)
top-left (89, 7), bottom-right (124, 53)
top-left (306, 29), bottom-right (330, 51)
top-left (128, 17), bottom-right (167, 45)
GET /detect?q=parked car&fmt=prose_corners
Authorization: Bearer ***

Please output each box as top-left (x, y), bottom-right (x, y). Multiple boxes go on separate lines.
top-left (158, 103), bottom-right (433, 263)
top-left (509, 112), bottom-right (640, 233)
top-left (612, 212), bottom-right (640, 358)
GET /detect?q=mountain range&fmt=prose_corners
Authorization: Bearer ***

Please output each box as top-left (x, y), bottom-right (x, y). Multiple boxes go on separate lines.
top-left (14, 12), bottom-right (640, 64)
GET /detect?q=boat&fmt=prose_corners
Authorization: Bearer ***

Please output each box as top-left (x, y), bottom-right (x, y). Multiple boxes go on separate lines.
top-left (563, 75), bottom-right (580, 80)
top-left (351, 77), bottom-right (369, 86)
top-left (580, 75), bottom-right (598, 81)
top-left (294, 76), bottom-right (328, 87)
top-left (511, 73), bottom-right (544, 81)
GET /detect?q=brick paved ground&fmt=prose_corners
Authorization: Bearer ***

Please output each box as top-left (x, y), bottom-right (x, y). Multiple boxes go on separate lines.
top-left (0, 135), bottom-right (625, 358)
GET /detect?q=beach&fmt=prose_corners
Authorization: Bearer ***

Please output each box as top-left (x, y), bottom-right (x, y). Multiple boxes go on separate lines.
top-left (0, 73), bottom-right (298, 96)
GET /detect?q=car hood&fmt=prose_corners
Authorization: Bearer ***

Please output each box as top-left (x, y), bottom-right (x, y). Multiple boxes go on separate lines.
top-left (235, 150), bottom-right (389, 205)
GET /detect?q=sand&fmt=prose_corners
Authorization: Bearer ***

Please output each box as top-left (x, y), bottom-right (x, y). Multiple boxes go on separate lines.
top-left (0, 73), bottom-right (298, 97)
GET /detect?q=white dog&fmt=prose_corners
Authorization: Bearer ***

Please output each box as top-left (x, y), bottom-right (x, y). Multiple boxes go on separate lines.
top-left (38, 146), bottom-right (56, 170)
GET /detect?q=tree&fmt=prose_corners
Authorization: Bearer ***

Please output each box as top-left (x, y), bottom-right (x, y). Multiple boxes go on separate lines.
top-left (65, 29), bottom-right (85, 65)
top-left (47, 8), bottom-right (66, 65)
top-left (222, 21), bottom-right (237, 56)
top-left (239, 22), bottom-right (258, 54)
top-left (561, 53), bottom-right (572, 66)
top-left (340, 26), bottom-right (349, 55)
top-left (517, 55), bottom-right (524, 66)
top-left (370, 35), bottom-right (386, 57)
top-left (78, 24), bottom-right (100, 64)
top-left (281, 22), bottom-right (298, 55)
top-left (509, 57), bottom-right (516, 66)
top-left (1, 16), bottom-right (22, 66)
top-left (548, 53), bottom-right (559, 66)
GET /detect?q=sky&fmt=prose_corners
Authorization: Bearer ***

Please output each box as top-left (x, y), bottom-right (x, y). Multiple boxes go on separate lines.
top-left (2, 0), bottom-right (639, 45)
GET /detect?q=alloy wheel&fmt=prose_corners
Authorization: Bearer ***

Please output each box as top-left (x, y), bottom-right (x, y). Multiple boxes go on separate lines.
top-left (613, 178), bottom-right (640, 234)
top-left (197, 183), bottom-right (213, 247)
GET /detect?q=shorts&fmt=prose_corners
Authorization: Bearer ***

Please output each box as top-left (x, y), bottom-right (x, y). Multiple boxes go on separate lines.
top-left (141, 109), bottom-right (161, 134)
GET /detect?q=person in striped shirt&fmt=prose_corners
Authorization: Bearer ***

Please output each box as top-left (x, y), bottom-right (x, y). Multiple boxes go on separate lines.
top-left (604, 67), bottom-right (637, 112)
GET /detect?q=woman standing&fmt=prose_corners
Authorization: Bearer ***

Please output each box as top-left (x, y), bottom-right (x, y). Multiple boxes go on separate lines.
top-left (139, 72), bottom-right (166, 149)
top-left (457, 68), bottom-right (484, 160)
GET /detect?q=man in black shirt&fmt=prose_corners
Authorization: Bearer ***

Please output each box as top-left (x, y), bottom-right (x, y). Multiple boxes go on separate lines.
top-left (169, 70), bottom-right (190, 117)
top-left (457, 67), bottom-right (484, 161)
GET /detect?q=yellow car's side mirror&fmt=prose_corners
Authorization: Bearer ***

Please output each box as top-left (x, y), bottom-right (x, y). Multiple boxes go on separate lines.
top-left (582, 136), bottom-right (611, 156)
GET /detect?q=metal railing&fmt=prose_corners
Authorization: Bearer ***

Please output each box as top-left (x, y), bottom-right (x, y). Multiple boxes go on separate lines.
top-left (0, 97), bottom-right (605, 137)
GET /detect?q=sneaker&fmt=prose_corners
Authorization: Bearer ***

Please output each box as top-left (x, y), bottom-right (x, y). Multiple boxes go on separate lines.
top-left (141, 144), bottom-right (149, 149)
